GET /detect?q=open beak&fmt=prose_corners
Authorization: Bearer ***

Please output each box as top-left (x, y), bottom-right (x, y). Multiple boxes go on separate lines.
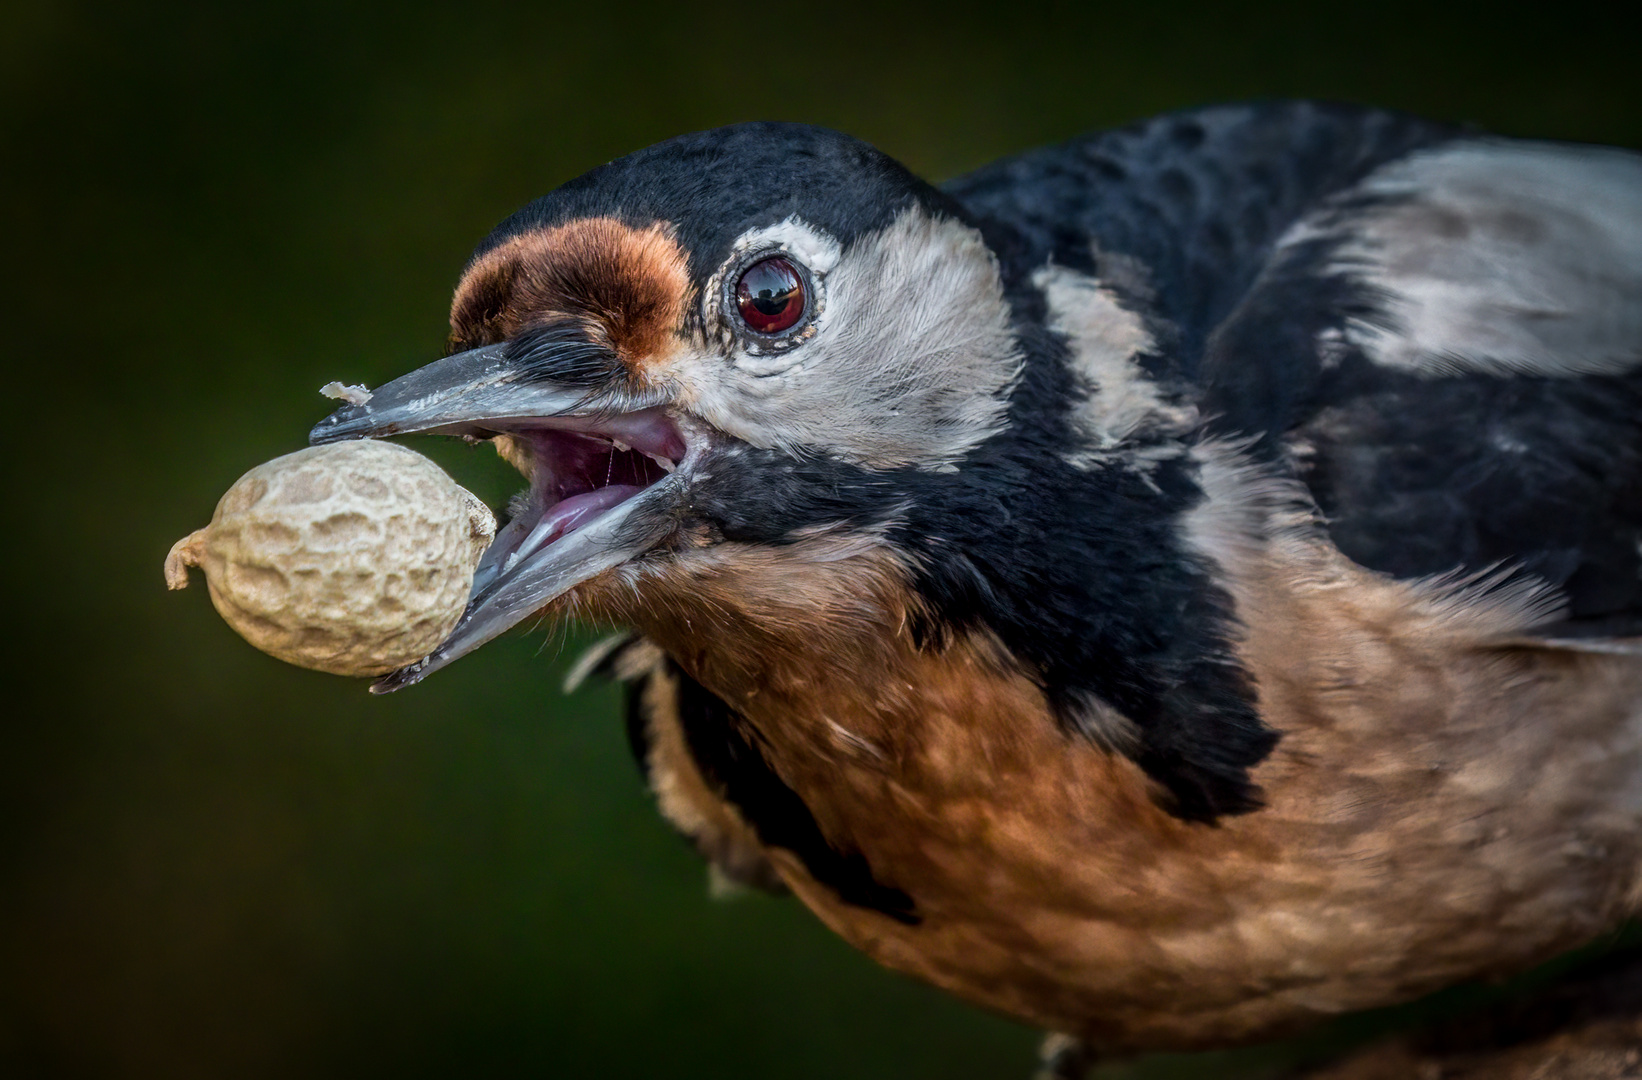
top-left (310, 341), bottom-right (692, 692)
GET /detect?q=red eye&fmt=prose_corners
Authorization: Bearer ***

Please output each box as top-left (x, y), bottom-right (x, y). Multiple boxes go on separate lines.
top-left (735, 257), bottom-right (806, 335)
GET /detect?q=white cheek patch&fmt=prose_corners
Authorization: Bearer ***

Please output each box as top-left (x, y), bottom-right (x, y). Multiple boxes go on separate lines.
top-left (1034, 263), bottom-right (1194, 467)
top-left (1291, 140), bottom-right (1642, 378)
top-left (666, 208), bottom-right (1023, 470)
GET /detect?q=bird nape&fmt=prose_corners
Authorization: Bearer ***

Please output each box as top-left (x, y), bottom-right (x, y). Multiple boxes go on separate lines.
top-left (310, 102), bottom-right (1642, 1074)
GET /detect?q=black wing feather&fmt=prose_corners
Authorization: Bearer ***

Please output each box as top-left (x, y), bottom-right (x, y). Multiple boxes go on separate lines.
top-left (955, 103), bottom-right (1642, 639)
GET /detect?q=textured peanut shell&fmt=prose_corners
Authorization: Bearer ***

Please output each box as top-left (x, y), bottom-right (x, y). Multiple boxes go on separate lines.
top-left (166, 441), bottom-right (495, 676)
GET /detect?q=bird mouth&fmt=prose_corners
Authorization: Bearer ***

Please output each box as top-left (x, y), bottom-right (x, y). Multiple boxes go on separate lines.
top-left (308, 340), bottom-right (698, 691)
top-left (389, 409), bottom-right (694, 693)
top-left (478, 410), bottom-right (687, 592)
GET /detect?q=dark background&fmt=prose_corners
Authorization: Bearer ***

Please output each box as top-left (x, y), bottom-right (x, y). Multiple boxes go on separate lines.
top-left (3, 2), bottom-right (1637, 1077)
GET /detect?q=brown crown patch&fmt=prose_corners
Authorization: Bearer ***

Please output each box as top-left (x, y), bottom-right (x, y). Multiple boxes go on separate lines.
top-left (448, 218), bottom-right (692, 370)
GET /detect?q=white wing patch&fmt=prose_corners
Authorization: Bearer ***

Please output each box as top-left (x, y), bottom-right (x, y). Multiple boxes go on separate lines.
top-left (663, 208), bottom-right (1022, 470)
top-left (1298, 140), bottom-right (1642, 377)
top-left (1035, 263), bottom-right (1194, 467)
top-left (1183, 440), bottom-right (1569, 648)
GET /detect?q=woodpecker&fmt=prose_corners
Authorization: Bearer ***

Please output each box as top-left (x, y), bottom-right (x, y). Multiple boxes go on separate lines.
top-left (311, 102), bottom-right (1642, 1074)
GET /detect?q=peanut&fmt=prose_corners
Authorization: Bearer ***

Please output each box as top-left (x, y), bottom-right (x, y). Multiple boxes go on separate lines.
top-left (166, 441), bottom-right (494, 676)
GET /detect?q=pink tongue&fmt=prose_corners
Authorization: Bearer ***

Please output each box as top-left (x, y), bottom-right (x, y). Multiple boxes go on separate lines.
top-left (544, 485), bottom-right (646, 537)
top-left (507, 485), bottom-right (647, 572)
top-left (502, 482), bottom-right (650, 577)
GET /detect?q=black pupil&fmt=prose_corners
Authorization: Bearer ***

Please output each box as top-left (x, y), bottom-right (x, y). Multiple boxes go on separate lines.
top-left (754, 290), bottom-right (789, 314)
top-left (743, 260), bottom-right (799, 314)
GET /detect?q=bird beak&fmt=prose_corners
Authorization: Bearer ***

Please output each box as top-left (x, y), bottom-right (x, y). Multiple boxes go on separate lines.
top-left (309, 341), bottom-right (665, 440)
top-left (309, 341), bottom-right (690, 692)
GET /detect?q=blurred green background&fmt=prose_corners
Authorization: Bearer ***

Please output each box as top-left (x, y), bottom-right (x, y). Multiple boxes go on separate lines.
top-left (2, 2), bottom-right (1637, 1077)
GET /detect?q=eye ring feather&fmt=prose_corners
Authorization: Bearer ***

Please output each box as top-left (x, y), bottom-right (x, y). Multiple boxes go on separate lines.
top-left (718, 249), bottom-right (819, 349)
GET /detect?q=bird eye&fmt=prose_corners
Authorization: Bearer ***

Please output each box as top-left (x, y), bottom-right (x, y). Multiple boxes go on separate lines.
top-left (734, 257), bottom-right (806, 335)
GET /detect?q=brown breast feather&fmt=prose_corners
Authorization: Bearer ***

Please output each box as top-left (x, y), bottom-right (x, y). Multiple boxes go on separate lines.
top-left (569, 512), bottom-right (1642, 1051)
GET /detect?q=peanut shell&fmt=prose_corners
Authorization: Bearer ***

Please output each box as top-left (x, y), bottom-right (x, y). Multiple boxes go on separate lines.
top-left (166, 441), bottom-right (495, 676)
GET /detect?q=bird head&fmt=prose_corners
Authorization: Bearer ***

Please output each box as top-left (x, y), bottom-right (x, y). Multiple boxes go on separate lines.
top-left (312, 122), bottom-right (1273, 819)
top-left (311, 123), bottom-right (1023, 685)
